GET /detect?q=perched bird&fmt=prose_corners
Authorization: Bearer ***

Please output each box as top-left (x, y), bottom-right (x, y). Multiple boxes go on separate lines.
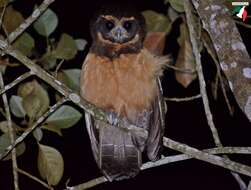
top-left (80, 4), bottom-right (168, 181)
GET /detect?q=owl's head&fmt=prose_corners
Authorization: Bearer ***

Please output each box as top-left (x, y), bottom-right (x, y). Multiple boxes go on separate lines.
top-left (90, 4), bottom-right (146, 57)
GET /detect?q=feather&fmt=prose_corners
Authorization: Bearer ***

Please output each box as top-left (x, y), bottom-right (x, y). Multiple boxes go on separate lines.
top-left (80, 48), bottom-right (168, 181)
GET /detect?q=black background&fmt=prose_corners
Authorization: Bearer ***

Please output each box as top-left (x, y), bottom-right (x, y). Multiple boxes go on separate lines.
top-left (1, 0), bottom-right (251, 189)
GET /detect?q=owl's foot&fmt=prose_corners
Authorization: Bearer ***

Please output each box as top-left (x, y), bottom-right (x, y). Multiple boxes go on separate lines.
top-left (107, 111), bottom-right (119, 126)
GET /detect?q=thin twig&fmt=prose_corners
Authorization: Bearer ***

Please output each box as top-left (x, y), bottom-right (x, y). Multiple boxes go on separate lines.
top-left (165, 64), bottom-right (196, 74)
top-left (163, 137), bottom-right (251, 177)
top-left (7, 0), bottom-right (55, 43)
top-left (0, 97), bottom-right (68, 160)
top-left (0, 0), bottom-right (148, 142)
top-left (0, 71), bottom-right (33, 95)
top-left (184, 0), bottom-right (221, 148)
top-left (2, 46), bottom-right (148, 139)
top-left (0, 71), bottom-right (19, 190)
top-left (66, 177), bottom-right (108, 190)
top-left (235, 20), bottom-right (251, 29)
top-left (202, 34), bottom-right (234, 115)
top-left (185, 1), bottom-right (246, 189)
top-left (54, 59), bottom-right (65, 78)
top-left (164, 94), bottom-right (201, 102)
top-left (0, 2), bottom-right (7, 30)
top-left (142, 146), bottom-right (251, 170)
top-left (0, 4), bottom-right (19, 187)
top-left (17, 168), bottom-right (53, 190)
top-left (67, 141), bottom-right (251, 190)
top-left (0, 107), bottom-right (6, 118)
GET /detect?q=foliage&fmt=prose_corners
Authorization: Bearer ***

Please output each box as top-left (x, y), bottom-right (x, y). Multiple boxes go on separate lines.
top-left (0, 1), bottom-right (85, 187)
top-left (0, 0), bottom-right (251, 189)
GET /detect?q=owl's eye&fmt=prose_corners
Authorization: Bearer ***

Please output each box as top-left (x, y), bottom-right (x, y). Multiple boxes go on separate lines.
top-left (105, 21), bottom-right (115, 30)
top-left (123, 21), bottom-right (133, 31)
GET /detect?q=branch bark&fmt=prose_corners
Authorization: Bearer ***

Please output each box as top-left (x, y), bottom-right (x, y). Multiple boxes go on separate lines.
top-left (185, 1), bottom-right (247, 189)
top-left (67, 138), bottom-right (251, 190)
top-left (0, 71), bottom-right (33, 96)
top-left (0, 97), bottom-right (68, 160)
top-left (2, 46), bottom-right (148, 139)
top-left (8, 0), bottom-right (55, 43)
top-left (190, 0), bottom-right (251, 122)
top-left (0, 71), bottom-right (19, 190)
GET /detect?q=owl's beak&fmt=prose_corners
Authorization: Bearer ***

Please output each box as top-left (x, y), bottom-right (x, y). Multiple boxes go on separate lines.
top-left (112, 26), bottom-right (128, 43)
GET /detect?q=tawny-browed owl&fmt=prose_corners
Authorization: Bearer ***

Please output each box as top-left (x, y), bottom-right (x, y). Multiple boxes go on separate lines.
top-left (80, 4), bottom-right (168, 181)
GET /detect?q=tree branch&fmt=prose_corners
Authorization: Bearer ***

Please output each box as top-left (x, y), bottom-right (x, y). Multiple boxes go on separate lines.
top-left (0, 97), bottom-right (68, 160)
top-left (1, 45), bottom-right (148, 139)
top-left (190, 0), bottom-right (251, 122)
top-left (67, 139), bottom-right (251, 190)
top-left (185, 1), bottom-right (247, 189)
top-left (184, 0), bottom-right (221, 147)
top-left (17, 168), bottom-right (53, 190)
top-left (165, 64), bottom-right (196, 74)
top-left (0, 71), bottom-right (19, 190)
top-left (7, 0), bottom-right (55, 43)
top-left (0, 71), bottom-right (33, 95)
top-left (66, 177), bottom-right (108, 190)
top-left (164, 94), bottom-right (201, 102)
top-left (163, 137), bottom-right (251, 177)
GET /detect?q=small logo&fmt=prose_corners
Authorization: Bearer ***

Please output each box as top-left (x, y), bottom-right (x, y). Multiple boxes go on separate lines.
top-left (231, 1), bottom-right (249, 21)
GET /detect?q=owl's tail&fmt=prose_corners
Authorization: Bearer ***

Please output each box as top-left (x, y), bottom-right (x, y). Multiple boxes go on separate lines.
top-left (98, 123), bottom-right (141, 181)
top-left (84, 113), bottom-right (142, 181)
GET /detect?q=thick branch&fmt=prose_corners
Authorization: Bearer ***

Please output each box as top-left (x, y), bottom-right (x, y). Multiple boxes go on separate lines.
top-left (184, 0), bottom-right (221, 147)
top-left (163, 137), bottom-right (251, 177)
top-left (185, 2), bottom-right (247, 189)
top-left (190, 0), bottom-right (251, 121)
top-left (1, 45), bottom-right (148, 138)
top-left (67, 140), bottom-right (251, 190)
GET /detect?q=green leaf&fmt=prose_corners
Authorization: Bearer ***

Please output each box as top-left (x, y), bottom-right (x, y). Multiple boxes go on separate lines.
top-left (0, 121), bottom-right (9, 133)
top-left (0, 121), bottom-right (19, 133)
top-left (0, 65), bottom-right (6, 74)
top-left (0, 133), bottom-right (26, 161)
top-left (18, 80), bottom-right (50, 120)
top-left (42, 124), bottom-right (62, 136)
top-left (33, 128), bottom-right (43, 142)
top-left (142, 10), bottom-right (171, 34)
top-left (167, 6), bottom-right (179, 22)
top-left (13, 32), bottom-right (35, 56)
top-left (57, 69), bottom-right (81, 92)
top-left (38, 144), bottom-right (64, 186)
top-left (3, 6), bottom-right (24, 33)
top-left (53, 33), bottom-right (78, 60)
top-left (168, 0), bottom-right (184, 13)
top-left (39, 52), bottom-right (58, 70)
top-left (10, 95), bottom-right (26, 118)
top-left (33, 8), bottom-right (58, 37)
top-left (75, 39), bottom-right (87, 51)
top-left (45, 105), bottom-right (82, 129)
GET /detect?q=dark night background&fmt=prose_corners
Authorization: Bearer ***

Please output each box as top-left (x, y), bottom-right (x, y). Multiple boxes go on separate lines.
top-left (0, 0), bottom-right (251, 189)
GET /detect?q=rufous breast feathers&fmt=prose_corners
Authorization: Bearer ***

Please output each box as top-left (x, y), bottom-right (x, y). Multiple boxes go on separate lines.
top-left (80, 49), bottom-right (168, 121)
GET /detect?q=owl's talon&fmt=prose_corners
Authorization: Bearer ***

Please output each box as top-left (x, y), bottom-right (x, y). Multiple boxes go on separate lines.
top-left (107, 111), bottom-right (119, 126)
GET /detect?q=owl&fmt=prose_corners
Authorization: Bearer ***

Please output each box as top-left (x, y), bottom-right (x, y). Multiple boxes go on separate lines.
top-left (80, 4), bottom-right (168, 181)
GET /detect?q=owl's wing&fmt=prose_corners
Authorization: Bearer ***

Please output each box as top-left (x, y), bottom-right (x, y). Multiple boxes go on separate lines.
top-left (131, 78), bottom-right (166, 161)
top-left (84, 112), bottom-right (99, 162)
top-left (146, 78), bottom-right (166, 160)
